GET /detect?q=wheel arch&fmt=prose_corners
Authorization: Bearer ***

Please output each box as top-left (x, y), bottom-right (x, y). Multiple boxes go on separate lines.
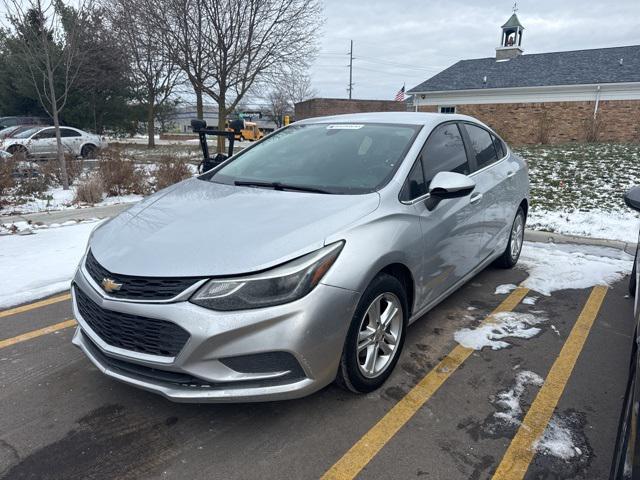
top-left (375, 263), bottom-right (415, 318)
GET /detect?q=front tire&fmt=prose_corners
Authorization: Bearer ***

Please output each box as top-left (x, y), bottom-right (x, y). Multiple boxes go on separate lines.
top-left (336, 274), bottom-right (408, 393)
top-left (495, 206), bottom-right (526, 269)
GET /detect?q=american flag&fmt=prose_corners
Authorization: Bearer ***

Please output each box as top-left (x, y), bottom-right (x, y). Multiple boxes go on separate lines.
top-left (394, 85), bottom-right (405, 102)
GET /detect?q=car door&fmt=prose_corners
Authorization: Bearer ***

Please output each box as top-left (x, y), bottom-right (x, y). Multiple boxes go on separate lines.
top-left (30, 128), bottom-right (57, 158)
top-left (460, 123), bottom-right (515, 257)
top-left (61, 128), bottom-right (82, 155)
top-left (401, 122), bottom-right (486, 309)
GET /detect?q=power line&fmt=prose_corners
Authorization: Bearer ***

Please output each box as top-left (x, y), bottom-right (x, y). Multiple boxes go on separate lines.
top-left (348, 40), bottom-right (353, 99)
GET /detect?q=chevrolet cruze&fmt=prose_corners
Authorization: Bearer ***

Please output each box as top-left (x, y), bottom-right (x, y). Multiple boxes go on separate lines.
top-left (71, 112), bottom-right (529, 402)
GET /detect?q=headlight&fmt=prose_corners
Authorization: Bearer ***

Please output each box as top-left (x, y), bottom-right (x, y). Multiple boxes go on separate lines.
top-left (190, 241), bottom-right (344, 311)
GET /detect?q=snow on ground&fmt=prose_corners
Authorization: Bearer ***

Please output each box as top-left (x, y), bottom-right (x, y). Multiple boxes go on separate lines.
top-left (0, 220), bottom-right (101, 308)
top-left (518, 241), bottom-right (632, 295)
top-left (495, 283), bottom-right (517, 294)
top-left (534, 416), bottom-right (583, 460)
top-left (454, 311), bottom-right (548, 350)
top-left (493, 370), bottom-right (544, 425)
top-left (2, 185), bottom-right (142, 216)
top-left (522, 296), bottom-right (538, 305)
top-left (515, 143), bottom-right (640, 243)
top-left (528, 209), bottom-right (640, 243)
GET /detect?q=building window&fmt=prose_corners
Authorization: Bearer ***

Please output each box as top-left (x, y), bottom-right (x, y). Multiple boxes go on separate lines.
top-left (439, 106), bottom-right (456, 114)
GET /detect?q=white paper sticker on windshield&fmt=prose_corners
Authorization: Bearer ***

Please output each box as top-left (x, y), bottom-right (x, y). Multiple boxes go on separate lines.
top-left (326, 124), bottom-right (364, 130)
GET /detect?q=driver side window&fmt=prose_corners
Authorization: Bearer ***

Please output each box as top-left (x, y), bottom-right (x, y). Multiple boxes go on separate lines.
top-left (420, 123), bottom-right (470, 189)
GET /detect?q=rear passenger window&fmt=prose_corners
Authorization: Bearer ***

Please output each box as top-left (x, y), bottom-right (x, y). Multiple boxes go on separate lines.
top-left (400, 159), bottom-right (427, 202)
top-left (492, 134), bottom-right (505, 158)
top-left (421, 123), bottom-right (470, 188)
top-left (465, 124), bottom-right (499, 169)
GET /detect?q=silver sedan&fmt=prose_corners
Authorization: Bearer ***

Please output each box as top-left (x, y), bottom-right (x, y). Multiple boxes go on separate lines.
top-left (71, 112), bottom-right (529, 402)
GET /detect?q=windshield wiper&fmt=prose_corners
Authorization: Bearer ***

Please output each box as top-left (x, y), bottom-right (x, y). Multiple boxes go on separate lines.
top-left (234, 180), bottom-right (331, 194)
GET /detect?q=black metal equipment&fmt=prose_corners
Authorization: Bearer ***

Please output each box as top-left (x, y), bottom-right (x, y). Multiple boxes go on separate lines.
top-left (191, 119), bottom-right (236, 173)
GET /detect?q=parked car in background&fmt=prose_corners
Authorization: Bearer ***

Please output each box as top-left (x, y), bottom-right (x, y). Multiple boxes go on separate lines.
top-left (611, 186), bottom-right (640, 479)
top-left (71, 112), bottom-right (529, 403)
top-left (0, 126), bottom-right (107, 159)
top-left (0, 116), bottom-right (49, 130)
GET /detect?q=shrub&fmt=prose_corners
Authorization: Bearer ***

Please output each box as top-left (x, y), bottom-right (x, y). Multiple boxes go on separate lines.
top-left (74, 176), bottom-right (105, 204)
top-left (41, 154), bottom-right (84, 186)
top-left (154, 157), bottom-right (192, 190)
top-left (97, 148), bottom-right (147, 196)
top-left (14, 173), bottom-right (50, 196)
top-left (0, 157), bottom-right (16, 199)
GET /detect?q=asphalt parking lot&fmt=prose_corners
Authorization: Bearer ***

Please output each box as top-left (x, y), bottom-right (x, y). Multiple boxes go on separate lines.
top-left (0, 263), bottom-right (634, 479)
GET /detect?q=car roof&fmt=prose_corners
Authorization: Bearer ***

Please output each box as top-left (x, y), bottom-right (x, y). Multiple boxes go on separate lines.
top-left (296, 111), bottom-right (482, 128)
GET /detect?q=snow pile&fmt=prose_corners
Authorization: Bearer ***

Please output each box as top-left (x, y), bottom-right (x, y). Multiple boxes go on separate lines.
top-left (493, 370), bottom-right (543, 425)
top-left (518, 242), bottom-right (632, 295)
top-left (522, 296), bottom-right (538, 305)
top-left (454, 311), bottom-right (548, 350)
top-left (535, 417), bottom-right (583, 460)
top-left (528, 209), bottom-right (639, 243)
top-left (494, 284), bottom-right (517, 294)
top-left (0, 220), bottom-right (101, 308)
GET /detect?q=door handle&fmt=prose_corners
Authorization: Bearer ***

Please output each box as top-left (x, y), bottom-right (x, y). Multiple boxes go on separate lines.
top-left (507, 171), bottom-right (515, 178)
top-left (470, 193), bottom-right (483, 204)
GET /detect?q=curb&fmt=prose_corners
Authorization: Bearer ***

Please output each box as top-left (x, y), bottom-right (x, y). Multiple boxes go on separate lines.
top-left (1, 203), bottom-right (132, 226)
top-left (524, 229), bottom-right (637, 255)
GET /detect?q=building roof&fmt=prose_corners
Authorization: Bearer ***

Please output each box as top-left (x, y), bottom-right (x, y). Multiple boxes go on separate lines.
top-left (502, 13), bottom-right (523, 29)
top-left (408, 45), bottom-right (640, 93)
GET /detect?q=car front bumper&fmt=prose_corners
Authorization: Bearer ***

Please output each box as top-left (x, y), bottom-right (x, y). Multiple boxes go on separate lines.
top-left (71, 267), bottom-right (360, 402)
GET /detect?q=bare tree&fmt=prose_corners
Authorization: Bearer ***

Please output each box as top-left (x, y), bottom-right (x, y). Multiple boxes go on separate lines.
top-left (198, 0), bottom-right (321, 152)
top-left (2, 0), bottom-right (93, 189)
top-left (145, 0), bottom-right (321, 151)
top-left (267, 73), bottom-right (316, 127)
top-left (109, 0), bottom-right (181, 148)
top-left (145, 0), bottom-right (212, 121)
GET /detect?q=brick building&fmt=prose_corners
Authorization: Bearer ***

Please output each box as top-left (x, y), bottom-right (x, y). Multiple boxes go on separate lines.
top-left (295, 98), bottom-right (407, 120)
top-left (408, 13), bottom-right (640, 145)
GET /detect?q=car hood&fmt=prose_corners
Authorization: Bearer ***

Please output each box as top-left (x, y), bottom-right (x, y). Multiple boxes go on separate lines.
top-left (90, 178), bottom-right (380, 277)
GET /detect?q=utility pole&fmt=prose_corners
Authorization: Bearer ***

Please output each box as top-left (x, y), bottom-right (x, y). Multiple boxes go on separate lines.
top-left (348, 40), bottom-right (353, 99)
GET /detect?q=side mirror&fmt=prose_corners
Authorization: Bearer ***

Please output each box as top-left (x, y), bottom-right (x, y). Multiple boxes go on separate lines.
top-left (624, 186), bottom-right (640, 212)
top-left (429, 171), bottom-right (476, 199)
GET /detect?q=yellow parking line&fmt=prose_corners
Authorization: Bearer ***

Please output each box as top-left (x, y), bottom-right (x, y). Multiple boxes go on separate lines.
top-left (0, 292), bottom-right (71, 319)
top-left (322, 287), bottom-right (530, 480)
top-left (0, 319), bottom-right (77, 349)
top-left (492, 285), bottom-right (608, 480)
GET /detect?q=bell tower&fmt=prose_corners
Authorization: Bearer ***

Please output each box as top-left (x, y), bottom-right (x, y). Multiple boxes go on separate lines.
top-left (496, 4), bottom-right (524, 60)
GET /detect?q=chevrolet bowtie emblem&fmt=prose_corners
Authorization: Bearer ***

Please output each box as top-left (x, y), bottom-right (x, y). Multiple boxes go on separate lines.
top-left (101, 278), bottom-right (122, 293)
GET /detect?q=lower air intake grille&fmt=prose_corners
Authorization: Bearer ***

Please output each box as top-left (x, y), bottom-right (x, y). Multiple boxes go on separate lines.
top-left (75, 286), bottom-right (189, 357)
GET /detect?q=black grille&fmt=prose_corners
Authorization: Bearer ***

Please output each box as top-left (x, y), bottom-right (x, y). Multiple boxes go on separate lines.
top-left (85, 250), bottom-right (203, 300)
top-left (75, 286), bottom-right (190, 357)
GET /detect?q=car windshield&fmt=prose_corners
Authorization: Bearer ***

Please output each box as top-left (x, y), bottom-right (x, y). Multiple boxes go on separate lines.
top-left (12, 127), bottom-right (41, 139)
top-left (0, 126), bottom-right (19, 139)
top-left (211, 122), bottom-right (420, 194)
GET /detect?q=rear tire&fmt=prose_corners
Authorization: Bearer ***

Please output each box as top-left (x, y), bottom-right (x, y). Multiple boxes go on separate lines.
top-left (81, 144), bottom-right (97, 159)
top-left (336, 274), bottom-right (408, 394)
top-left (495, 206), bottom-right (526, 269)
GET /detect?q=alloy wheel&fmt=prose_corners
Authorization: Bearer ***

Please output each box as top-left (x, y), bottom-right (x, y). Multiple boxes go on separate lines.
top-left (510, 212), bottom-right (525, 261)
top-left (356, 292), bottom-right (403, 378)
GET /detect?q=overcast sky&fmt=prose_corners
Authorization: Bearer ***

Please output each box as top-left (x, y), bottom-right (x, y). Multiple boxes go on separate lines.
top-left (310, 0), bottom-right (640, 100)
